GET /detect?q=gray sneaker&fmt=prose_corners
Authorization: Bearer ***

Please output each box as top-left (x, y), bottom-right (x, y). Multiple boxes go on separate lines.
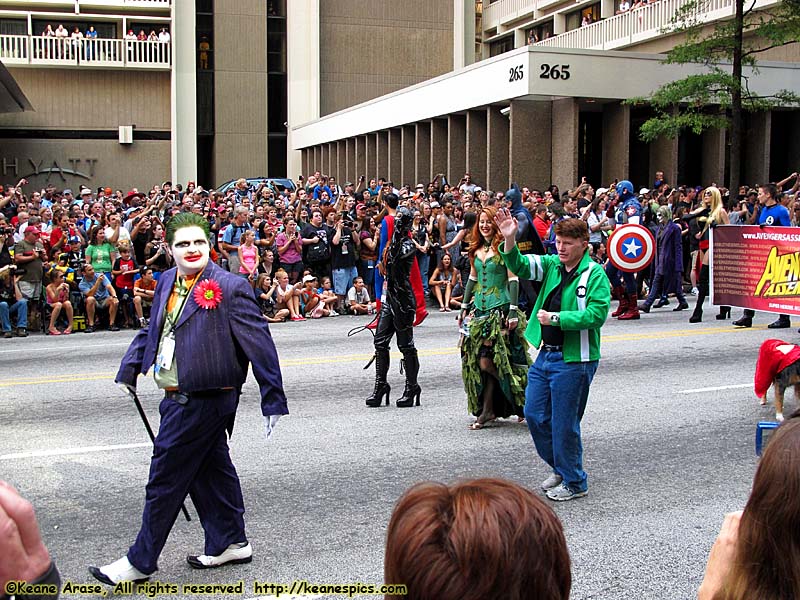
top-left (540, 473), bottom-right (563, 491)
top-left (545, 482), bottom-right (588, 502)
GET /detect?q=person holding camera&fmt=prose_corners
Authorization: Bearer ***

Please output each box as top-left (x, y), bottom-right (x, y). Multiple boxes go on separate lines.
top-left (14, 226), bottom-right (47, 305)
top-left (0, 264), bottom-right (27, 338)
top-left (331, 212), bottom-right (358, 310)
top-left (274, 218), bottom-right (303, 284)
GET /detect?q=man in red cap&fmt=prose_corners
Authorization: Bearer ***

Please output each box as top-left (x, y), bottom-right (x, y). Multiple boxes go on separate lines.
top-left (14, 226), bottom-right (47, 307)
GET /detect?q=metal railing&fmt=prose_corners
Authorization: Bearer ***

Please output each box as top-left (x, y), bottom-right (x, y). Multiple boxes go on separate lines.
top-left (0, 35), bottom-right (170, 68)
top-left (535, 0), bottom-right (778, 50)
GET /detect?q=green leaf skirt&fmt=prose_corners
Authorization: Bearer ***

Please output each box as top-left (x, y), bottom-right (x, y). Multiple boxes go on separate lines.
top-left (462, 307), bottom-right (532, 418)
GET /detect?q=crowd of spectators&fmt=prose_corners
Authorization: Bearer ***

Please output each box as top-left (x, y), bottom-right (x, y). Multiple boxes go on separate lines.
top-left (1, 167), bottom-right (798, 337)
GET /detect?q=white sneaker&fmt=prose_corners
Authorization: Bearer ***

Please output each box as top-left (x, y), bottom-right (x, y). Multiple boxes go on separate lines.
top-left (329, 310), bottom-right (339, 317)
top-left (540, 473), bottom-right (563, 491)
top-left (690, 287), bottom-right (699, 296)
top-left (89, 556), bottom-right (151, 585)
top-left (187, 542), bottom-right (252, 569)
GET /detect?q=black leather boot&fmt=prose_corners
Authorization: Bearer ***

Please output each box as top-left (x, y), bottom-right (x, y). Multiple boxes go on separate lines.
top-left (396, 348), bottom-right (421, 407)
top-left (365, 349), bottom-right (390, 407)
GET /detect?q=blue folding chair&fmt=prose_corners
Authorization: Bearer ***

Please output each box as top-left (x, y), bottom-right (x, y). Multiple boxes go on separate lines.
top-left (755, 421), bottom-right (780, 455)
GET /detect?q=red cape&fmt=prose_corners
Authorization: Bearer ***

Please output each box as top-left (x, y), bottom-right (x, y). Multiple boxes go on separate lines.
top-left (375, 215), bottom-right (428, 326)
top-left (754, 339), bottom-right (800, 398)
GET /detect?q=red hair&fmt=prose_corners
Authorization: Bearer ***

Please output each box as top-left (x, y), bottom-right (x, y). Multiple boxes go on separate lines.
top-left (384, 478), bottom-right (571, 600)
top-left (467, 207), bottom-right (503, 261)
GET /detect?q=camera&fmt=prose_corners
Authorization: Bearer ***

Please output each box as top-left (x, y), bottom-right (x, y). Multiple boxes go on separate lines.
top-left (0, 226), bottom-right (13, 235)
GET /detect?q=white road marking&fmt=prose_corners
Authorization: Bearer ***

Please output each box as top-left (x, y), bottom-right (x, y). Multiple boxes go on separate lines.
top-left (0, 442), bottom-right (151, 461)
top-left (678, 383), bottom-right (751, 394)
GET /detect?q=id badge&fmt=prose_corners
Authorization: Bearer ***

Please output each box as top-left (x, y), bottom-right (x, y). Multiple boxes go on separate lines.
top-left (157, 336), bottom-right (176, 371)
top-left (341, 243), bottom-right (348, 255)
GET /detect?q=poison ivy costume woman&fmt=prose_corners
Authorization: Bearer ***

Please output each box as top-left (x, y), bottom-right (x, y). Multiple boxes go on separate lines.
top-left (458, 207), bottom-right (531, 429)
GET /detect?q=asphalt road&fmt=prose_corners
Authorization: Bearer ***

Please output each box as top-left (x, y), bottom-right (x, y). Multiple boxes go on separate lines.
top-left (1, 299), bottom-right (793, 599)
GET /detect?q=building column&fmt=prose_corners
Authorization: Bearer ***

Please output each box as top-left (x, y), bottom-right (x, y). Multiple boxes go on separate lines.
top-left (466, 109), bottom-right (487, 189)
top-left (453, 0), bottom-right (475, 70)
top-left (401, 125), bottom-right (416, 186)
top-left (377, 131), bottom-right (389, 180)
top-left (431, 119), bottom-right (448, 181)
top-left (302, 149), bottom-right (310, 178)
top-left (356, 135), bottom-right (367, 181)
top-left (286, 0), bottom-right (320, 181)
top-left (336, 140), bottom-right (345, 182)
top-left (486, 106), bottom-right (510, 193)
top-left (649, 133), bottom-right (678, 190)
top-left (551, 98), bottom-right (579, 194)
top-left (313, 146), bottom-right (321, 173)
top-left (366, 133), bottom-right (377, 179)
top-left (171, 0), bottom-right (197, 184)
top-left (321, 144), bottom-right (330, 177)
top-left (701, 128), bottom-right (726, 187)
top-left (346, 138), bottom-right (356, 183)
top-left (509, 100), bottom-right (551, 190)
top-left (602, 102), bottom-right (629, 184)
top-left (416, 122), bottom-right (432, 185)
top-left (744, 111), bottom-right (771, 186)
top-left (448, 114), bottom-right (467, 183)
top-left (388, 128), bottom-right (402, 184)
top-left (600, 0), bottom-right (616, 18)
top-left (553, 13), bottom-right (566, 35)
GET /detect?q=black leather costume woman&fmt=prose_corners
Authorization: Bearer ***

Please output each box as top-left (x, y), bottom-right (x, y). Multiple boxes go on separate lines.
top-left (365, 206), bottom-right (421, 408)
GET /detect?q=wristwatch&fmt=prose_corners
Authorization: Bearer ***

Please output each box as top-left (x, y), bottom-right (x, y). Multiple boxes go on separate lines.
top-left (549, 313), bottom-right (560, 324)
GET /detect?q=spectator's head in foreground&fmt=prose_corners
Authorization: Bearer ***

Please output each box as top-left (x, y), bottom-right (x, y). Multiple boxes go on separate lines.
top-left (720, 412), bottom-right (800, 600)
top-left (384, 478), bottom-right (570, 600)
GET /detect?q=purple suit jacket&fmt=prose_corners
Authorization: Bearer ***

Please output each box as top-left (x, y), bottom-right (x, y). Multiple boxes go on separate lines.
top-left (115, 262), bottom-right (288, 417)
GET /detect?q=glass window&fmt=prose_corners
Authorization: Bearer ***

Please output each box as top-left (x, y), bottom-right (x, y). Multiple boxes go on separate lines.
top-left (488, 36), bottom-right (514, 57)
top-left (0, 19), bottom-right (26, 36)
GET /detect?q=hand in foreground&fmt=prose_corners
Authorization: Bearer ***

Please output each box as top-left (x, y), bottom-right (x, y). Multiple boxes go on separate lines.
top-left (493, 209), bottom-right (518, 241)
top-left (506, 314), bottom-right (518, 331)
top-left (537, 309), bottom-right (552, 326)
top-left (0, 480), bottom-right (52, 589)
top-left (264, 415), bottom-right (281, 440)
top-left (697, 510), bottom-right (743, 600)
top-left (116, 382), bottom-right (136, 399)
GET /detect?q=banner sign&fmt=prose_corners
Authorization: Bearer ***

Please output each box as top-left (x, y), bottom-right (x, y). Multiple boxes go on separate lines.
top-left (711, 225), bottom-right (800, 315)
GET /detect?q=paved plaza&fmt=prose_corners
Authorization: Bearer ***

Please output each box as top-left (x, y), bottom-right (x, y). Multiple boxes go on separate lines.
top-left (0, 303), bottom-right (789, 599)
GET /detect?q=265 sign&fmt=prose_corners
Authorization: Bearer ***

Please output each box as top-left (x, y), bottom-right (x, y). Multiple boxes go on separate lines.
top-left (540, 64), bottom-right (571, 80)
top-left (508, 65), bottom-right (524, 82)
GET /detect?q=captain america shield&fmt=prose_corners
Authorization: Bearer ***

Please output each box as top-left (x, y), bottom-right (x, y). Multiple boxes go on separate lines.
top-left (607, 224), bottom-right (656, 273)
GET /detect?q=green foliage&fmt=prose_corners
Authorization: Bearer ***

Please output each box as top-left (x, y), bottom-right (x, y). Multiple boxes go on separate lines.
top-left (627, 0), bottom-right (800, 142)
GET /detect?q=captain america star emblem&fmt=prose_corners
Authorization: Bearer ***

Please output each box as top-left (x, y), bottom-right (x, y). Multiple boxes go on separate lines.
top-left (607, 224), bottom-right (656, 273)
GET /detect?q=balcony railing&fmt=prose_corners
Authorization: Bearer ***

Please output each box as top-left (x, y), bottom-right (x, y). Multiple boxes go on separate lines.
top-left (0, 0), bottom-right (171, 8)
top-left (0, 35), bottom-right (170, 68)
top-left (483, 0), bottom-right (536, 30)
top-left (535, 0), bottom-right (778, 50)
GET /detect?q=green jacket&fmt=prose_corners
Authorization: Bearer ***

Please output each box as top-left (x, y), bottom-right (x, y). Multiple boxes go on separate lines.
top-left (500, 243), bottom-right (610, 362)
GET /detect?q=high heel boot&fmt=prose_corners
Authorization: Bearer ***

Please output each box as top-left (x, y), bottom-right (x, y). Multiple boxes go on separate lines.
top-left (396, 348), bottom-right (421, 407)
top-left (715, 306), bottom-right (731, 320)
top-left (365, 349), bottom-right (390, 407)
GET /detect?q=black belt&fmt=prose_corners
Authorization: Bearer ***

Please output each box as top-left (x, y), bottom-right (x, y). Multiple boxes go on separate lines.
top-left (541, 344), bottom-right (563, 352)
top-left (164, 390), bottom-right (189, 404)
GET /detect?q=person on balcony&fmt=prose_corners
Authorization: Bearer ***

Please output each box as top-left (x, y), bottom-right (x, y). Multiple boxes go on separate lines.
top-left (55, 24), bottom-right (68, 59)
top-left (70, 26), bottom-right (83, 61)
top-left (85, 26), bottom-right (97, 61)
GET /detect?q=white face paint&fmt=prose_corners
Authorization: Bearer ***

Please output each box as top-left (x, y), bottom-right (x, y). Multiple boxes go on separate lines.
top-left (170, 225), bottom-right (209, 276)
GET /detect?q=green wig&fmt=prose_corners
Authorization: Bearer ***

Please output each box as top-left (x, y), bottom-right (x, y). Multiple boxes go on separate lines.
top-left (165, 212), bottom-right (210, 246)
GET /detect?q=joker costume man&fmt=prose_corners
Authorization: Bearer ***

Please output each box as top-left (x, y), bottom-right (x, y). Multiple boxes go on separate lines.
top-left (90, 213), bottom-right (287, 584)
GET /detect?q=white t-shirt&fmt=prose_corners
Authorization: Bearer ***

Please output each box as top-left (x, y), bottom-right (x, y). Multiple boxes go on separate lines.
top-left (347, 286), bottom-right (370, 304)
top-left (105, 225), bottom-right (131, 246)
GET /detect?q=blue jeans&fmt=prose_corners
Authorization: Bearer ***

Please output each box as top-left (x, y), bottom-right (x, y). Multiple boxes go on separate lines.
top-left (524, 350), bottom-right (598, 493)
top-left (0, 299), bottom-right (29, 331)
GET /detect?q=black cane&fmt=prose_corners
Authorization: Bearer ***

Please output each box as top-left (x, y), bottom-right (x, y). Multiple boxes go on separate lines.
top-left (131, 390), bottom-right (192, 522)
